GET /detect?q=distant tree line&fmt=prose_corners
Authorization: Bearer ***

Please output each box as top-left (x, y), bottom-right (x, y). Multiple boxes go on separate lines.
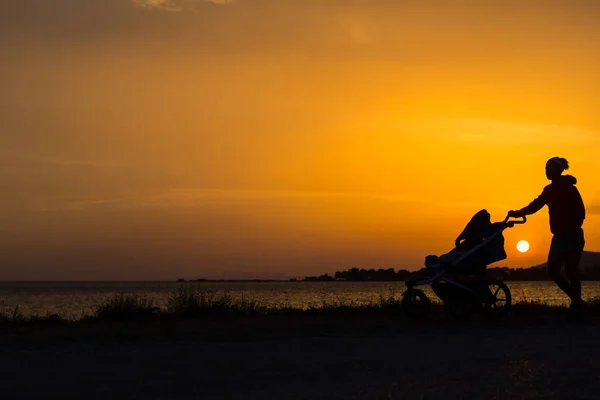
top-left (304, 264), bottom-right (600, 282)
top-left (304, 268), bottom-right (415, 282)
top-left (304, 274), bottom-right (336, 282)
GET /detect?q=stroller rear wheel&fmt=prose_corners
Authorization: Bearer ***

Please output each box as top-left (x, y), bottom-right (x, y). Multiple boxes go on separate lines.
top-left (482, 279), bottom-right (512, 318)
top-left (402, 288), bottom-right (430, 319)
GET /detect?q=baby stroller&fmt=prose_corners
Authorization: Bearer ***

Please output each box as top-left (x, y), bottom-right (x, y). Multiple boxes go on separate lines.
top-left (402, 211), bottom-right (526, 319)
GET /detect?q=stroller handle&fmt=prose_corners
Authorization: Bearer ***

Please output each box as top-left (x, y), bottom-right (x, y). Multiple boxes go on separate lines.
top-left (503, 215), bottom-right (527, 227)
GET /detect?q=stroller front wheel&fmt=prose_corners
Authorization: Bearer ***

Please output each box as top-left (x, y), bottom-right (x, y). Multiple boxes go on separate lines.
top-left (482, 279), bottom-right (512, 318)
top-left (402, 288), bottom-right (430, 319)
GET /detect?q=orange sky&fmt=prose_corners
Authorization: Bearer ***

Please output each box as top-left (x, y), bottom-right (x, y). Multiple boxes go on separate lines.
top-left (0, 0), bottom-right (598, 280)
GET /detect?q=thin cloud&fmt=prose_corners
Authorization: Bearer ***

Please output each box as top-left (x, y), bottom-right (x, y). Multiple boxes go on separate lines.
top-left (132, 0), bottom-right (233, 10)
top-left (57, 188), bottom-right (504, 214)
top-left (0, 150), bottom-right (128, 169)
top-left (62, 189), bottom-right (425, 211)
top-left (452, 118), bottom-right (600, 145)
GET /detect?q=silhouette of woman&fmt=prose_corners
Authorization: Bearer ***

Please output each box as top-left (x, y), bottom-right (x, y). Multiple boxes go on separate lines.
top-left (508, 157), bottom-right (586, 310)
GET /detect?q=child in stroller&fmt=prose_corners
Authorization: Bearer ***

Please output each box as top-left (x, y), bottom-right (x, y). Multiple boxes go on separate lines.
top-left (424, 209), bottom-right (507, 280)
top-left (403, 210), bottom-right (526, 319)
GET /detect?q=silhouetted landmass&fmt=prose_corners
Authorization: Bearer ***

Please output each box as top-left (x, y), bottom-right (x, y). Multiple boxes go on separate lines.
top-left (175, 279), bottom-right (279, 283)
top-left (305, 251), bottom-right (600, 281)
top-left (304, 274), bottom-right (335, 281)
top-left (305, 268), bottom-right (412, 281)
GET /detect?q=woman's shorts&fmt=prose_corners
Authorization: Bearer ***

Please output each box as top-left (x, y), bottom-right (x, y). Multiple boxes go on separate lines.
top-left (550, 228), bottom-right (585, 255)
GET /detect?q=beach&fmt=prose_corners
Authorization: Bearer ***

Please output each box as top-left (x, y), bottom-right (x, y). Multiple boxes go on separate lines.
top-left (2, 318), bottom-right (600, 399)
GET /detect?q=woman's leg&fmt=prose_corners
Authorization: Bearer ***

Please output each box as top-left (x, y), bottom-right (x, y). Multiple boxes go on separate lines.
top-left (564, 251), bottom-right (583, 305)
top-left (547, 252), bottom-right (574, 301)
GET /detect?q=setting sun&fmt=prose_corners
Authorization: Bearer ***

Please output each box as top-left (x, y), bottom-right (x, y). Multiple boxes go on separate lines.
top-left (517, 240), bottom-right (530, 253)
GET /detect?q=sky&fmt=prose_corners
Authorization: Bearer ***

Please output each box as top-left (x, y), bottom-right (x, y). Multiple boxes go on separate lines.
top-left (0, 0), bottom-right (599, 280)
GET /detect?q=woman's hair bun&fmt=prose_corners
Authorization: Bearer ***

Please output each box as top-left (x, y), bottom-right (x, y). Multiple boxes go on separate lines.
top-left (559, 158), bottom-right (570, 170)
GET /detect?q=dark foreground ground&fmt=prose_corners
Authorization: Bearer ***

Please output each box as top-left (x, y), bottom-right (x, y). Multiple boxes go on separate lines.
top-left (1, 316), bottom-right (600, 399)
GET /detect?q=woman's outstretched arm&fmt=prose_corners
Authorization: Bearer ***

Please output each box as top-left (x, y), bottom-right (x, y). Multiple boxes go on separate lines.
top-left (510, 189), bottom-right (547, 217)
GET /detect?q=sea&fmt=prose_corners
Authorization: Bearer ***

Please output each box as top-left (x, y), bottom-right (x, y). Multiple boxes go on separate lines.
top-left (2, 281), bottom-right (600, 319)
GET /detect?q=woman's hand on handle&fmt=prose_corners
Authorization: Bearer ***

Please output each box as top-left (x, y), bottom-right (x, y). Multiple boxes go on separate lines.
top-left (504, 212), bottom-right (527, 227)
top-left (507, 210), bottom-right (522, 218)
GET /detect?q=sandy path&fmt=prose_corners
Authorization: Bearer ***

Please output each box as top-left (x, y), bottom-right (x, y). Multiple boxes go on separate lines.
top-left (1, 324), bottom-right (600, 399)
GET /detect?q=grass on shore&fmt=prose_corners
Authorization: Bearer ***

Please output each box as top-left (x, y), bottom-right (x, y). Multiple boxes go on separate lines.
top-left (1, 285), bottom-right (599, 326)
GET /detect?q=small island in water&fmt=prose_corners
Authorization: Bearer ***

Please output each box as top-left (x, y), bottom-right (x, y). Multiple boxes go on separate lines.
top-left (304, 251), bottom-right (600, 282)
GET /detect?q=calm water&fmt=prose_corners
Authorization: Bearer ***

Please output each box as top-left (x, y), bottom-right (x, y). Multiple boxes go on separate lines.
top-left (1, 281), bottom-right (599, 319)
